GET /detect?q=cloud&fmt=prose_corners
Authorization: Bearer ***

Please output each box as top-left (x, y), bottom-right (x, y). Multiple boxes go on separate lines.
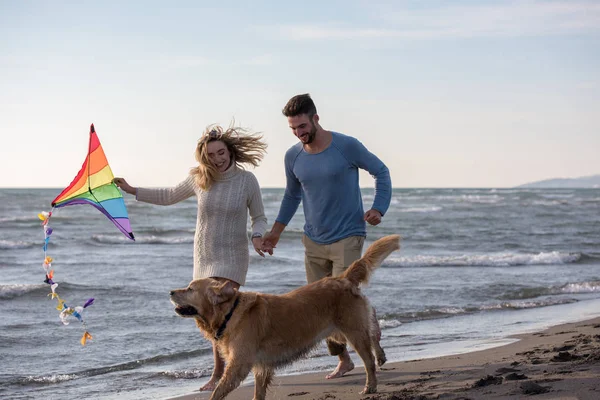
top-left (264, 1), bottom-right (600, 41)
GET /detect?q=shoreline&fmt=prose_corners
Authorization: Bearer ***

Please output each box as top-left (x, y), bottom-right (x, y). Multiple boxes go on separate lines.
top-left (169, 317), bottom-right (600, 399)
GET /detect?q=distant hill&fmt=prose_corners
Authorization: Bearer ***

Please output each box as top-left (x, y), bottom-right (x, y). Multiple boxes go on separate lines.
top-left (517, 174), bottom-right (600, 188)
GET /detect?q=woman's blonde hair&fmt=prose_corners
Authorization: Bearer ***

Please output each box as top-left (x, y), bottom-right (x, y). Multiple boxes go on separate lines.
top-left (190, 124), bottom-right (267, 191)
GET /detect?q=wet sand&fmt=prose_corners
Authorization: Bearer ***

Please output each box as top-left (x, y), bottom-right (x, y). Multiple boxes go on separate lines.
top-left (169, 317), bottom-right (600, 400)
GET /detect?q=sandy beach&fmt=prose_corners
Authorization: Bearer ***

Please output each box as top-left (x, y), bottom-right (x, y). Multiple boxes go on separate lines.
top-left (170, 317), bottom-right (600, 400)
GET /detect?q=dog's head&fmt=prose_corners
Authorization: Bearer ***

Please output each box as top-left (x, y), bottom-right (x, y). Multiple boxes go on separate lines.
top-left (169, 279), bottom-right (237, 328)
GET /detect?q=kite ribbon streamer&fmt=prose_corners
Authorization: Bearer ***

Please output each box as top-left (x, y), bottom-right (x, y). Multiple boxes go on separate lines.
top-left (39, 210), bottom-right (95, 346)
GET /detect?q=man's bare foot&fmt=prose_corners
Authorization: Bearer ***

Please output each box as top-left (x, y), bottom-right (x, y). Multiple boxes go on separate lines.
top-left (200, 376), bottom-right (220, 391)
top-left (326, 359), bottom-right (354, 379)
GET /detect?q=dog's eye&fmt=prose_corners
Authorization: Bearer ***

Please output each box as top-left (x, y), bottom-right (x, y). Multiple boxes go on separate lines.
top-left (187, 287), bottom-right (192, 291)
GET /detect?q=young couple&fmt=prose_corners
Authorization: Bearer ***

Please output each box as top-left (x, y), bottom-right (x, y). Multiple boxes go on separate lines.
top-left (114, 93), bottom-right (392, 391)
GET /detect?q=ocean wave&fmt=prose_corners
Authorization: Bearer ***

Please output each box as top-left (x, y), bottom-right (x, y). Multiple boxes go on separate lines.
top-left (0, 282), bottom-right (102, 300)
top-left (0, 239), bottom-right (39, 250)
top-left (91, 234), bottom-right (193, 245)
top-left (380, 297), bottom-right (578, 325)
top-left (61, 348), bottom-right (213, 381)
top-left (530, 200), bottom-right (570, 206)
top-left (378, 319), bottom-right (403, 329)
top-left (157, 368), bottom-right (210, 380)
top-left (0, 216), bottom-right (43, 226)
top-left (0, 284), bottom-right (47, 299)
top-left (424, 194), bottom-right (502, 204)
top-left (385, 251), bottom-right (581, 268)
top-left (21, 373), bottom-right (78, 385)
top-left (580, 253), bottom-right (600, 262)
top-left (459, 194), bottom-right (502, 204)
top-left (540, 193), bottom-right (575, 199)
top-left (502, 280), bottom-right (600, 300)
top-left (478, 297), bottom-right (576, 310)
top-left (135, 227), bottom-right (195, 236)
top-left (401, 206), bottom-right (442, 213)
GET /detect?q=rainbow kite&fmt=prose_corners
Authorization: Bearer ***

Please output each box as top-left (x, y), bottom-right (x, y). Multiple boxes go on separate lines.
top-left (52, 124), bottom-right (134, 240)
top-left (37, 124), bottom-right (134, 345)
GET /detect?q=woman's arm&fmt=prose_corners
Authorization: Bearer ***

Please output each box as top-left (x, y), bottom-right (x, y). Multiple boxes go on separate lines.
top-left (124, 175), bottom-right (196, 206)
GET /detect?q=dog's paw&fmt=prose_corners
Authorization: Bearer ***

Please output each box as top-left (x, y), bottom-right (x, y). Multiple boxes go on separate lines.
top-left (377, 351), bottom-right (387, 367)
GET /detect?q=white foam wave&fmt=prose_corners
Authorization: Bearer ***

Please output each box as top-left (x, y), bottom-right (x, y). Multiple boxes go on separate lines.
top-left (25, 374), bottom-right (78, 384)
top-left (161, 368), bottom-right (208, 379)
top-left (0, 216), bottom-right (37, 223)
top-left (480, 298), bottom-right (575, 310)
top-left (530, 200), bottom-right (569, 206)
top-left (402, 206), bottom-right (442, 213)
top-left (557, 281), bottom-right (600, 294)
top-left (379, 319), bottom-right (402, 329)
top-left (426, 194), bottom-right (502, 203)
top-left (388, 251), bottom-right (580, 267)
top-left (460, 194), bottom-right (501, 203)
top-left (541, 193), bottom-right (574, 199)
top-left (0, 239), bottom-right (36, 250)
top-left (0, 284), bottom-right (45, 299)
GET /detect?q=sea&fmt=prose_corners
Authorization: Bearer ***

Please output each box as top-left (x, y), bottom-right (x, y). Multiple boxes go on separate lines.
top-left (1, 187), bottom-right (600, 399)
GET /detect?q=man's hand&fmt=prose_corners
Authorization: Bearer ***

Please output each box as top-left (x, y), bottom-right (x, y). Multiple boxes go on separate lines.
top-left (364, 209), bottom-right (383, 226)
top-left (262, 231), bottom-right (280, 255)
top-left (261, 222), bottom-right (286, 255)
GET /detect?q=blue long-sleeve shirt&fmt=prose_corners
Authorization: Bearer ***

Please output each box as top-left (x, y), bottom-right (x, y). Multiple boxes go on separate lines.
top-left (276, 131), bottom-right (392, 244)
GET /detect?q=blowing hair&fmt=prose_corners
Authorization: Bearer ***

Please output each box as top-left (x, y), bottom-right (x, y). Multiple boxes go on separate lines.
top-left (282, 93), bottom-right (317, 117)
top-left (190, 124), bottom-right (268, 191)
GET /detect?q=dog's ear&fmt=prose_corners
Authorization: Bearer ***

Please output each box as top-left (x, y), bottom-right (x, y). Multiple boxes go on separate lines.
top-left (207, 280), bottom-right (237, 305)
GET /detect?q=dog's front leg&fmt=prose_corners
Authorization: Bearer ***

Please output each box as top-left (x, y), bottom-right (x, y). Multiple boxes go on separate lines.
top-left (252, 365), bottom-right (274, 400)
top-left (209, 361), bottom-right (253, 400)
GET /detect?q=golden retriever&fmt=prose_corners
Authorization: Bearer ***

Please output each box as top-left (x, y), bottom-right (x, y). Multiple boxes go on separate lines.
top-left (170, 234), bottom-right (400, 400)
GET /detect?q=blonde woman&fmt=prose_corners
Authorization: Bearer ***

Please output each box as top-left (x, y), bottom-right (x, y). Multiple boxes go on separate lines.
top-left (114, 124), bottom-right (268, 391)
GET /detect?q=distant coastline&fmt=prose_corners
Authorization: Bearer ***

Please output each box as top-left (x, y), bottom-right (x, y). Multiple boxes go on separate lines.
top-left (517, 174), bottom-right (600, 189)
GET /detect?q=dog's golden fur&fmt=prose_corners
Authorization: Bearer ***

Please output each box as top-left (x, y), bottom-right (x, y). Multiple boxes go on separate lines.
top-left (170, 234), bottom-right (401, 400)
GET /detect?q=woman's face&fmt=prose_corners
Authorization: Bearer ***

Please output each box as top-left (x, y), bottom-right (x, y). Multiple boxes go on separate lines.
top-left (206, 140), bottom-right (232, 172)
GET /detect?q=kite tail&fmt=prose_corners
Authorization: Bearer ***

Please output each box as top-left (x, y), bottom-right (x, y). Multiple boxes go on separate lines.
top-left (38, 209), bottom-right (95, 346)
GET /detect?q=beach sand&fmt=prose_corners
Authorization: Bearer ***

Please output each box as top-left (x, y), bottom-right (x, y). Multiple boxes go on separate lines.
top-left (169, 317), bottom-right (600, 400)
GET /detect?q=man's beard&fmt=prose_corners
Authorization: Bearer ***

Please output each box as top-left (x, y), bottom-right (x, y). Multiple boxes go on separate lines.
top-left (303, 123), bottom-right (317, 144)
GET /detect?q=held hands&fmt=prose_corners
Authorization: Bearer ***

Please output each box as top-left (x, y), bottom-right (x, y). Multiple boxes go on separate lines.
top-left (261, 231), bottom-right (280, 256)
top-left (364, 209), bottom-right (383, 226)
top-left (113, 178), bottom-right (136, 196)
top-left (252, 237), bottom-right (266, 257)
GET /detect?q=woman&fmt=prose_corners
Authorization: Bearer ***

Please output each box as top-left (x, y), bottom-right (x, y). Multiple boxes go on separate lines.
top-left (114, 124), bottom-right (268, 391)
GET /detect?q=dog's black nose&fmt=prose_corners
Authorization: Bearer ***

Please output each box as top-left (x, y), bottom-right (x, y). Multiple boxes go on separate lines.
top-left (169, 291), bottom-right (174, 296)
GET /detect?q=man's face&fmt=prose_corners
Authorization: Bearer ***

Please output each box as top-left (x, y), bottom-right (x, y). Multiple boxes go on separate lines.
top-left (288, 114), bottom-right (317, 145)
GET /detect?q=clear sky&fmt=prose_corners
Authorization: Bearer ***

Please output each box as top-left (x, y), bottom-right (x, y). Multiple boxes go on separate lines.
top-left (1, 0), bottom-right (598, 188)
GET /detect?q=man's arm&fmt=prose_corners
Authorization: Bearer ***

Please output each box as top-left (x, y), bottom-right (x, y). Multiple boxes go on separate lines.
top-left (349, 138), bottom-right (392, 223)
top-left (263, 148), bottom-right (302, 254)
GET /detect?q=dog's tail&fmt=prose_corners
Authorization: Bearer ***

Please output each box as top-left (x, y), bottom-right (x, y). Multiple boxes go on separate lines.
top-left (342, 234), bottom-right (401, 286)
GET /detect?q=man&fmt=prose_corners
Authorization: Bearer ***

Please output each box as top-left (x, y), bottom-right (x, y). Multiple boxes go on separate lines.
top-left (263, 93), bottom-right (392, 379)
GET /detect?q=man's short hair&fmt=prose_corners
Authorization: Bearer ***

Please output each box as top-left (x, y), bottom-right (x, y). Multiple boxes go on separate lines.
top-left (282, 93), bottom-right (317, 117)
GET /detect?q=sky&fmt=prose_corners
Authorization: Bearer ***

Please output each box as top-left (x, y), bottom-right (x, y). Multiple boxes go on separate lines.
top-left (1, 0), bottom-right (599, 188)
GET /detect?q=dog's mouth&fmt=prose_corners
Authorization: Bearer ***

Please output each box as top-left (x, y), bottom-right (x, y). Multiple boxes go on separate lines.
top-left (174, 305), bottom-right (198, 316)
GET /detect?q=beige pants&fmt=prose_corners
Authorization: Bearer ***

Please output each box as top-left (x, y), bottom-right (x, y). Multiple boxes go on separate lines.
top-left (302, 234), bottom-right (366, 356)
top-left (302, 235), bottom-right (365, 283)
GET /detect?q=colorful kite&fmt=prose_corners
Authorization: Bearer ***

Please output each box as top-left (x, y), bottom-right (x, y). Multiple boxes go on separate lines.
top-left (51, 124), bottom-right (134, 240)
top-left (38, 124), bottom-right (134, 345)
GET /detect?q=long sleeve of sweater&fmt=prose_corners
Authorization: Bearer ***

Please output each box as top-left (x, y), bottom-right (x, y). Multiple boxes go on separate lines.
top-left (246, 172), bottom-right (268, 236)
top-left (136, 175), bottom-right (196, 206)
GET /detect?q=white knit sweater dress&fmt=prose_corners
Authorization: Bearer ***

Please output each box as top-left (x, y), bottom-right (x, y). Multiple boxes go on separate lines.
top-left (135, 166), bottom-right (267, 285)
